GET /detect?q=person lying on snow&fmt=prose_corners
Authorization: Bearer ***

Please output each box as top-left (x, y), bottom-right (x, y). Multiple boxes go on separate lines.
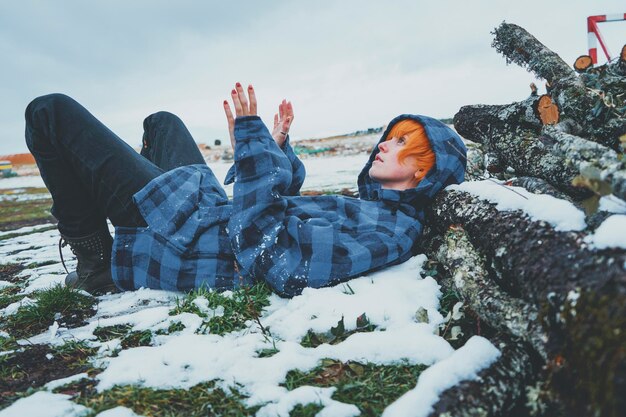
top-left (24, 83), bottom-right (466, 297)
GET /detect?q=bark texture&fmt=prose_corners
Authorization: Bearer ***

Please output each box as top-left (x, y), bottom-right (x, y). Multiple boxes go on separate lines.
top-left (424, 189), bottom-right (626, 417)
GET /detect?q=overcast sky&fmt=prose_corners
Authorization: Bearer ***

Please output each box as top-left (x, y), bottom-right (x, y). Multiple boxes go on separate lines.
top-left (1, 0), bottom-right (624, 154)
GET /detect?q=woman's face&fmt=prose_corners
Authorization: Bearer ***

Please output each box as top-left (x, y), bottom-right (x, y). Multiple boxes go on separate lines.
top-left (368, 136), bottom-right (422, 191)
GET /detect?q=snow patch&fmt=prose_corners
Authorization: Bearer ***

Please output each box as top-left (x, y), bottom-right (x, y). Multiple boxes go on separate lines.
top-left (95, 407), bottom-right (145, 417)
top-left (584, 215), bottom-right (626, 249)
top-left (0, 175), bottom-right (46, 189)
top-left (0, 391), bottom-right (90, 417)
top-left (382, 336), bottom-right (501, 417)
top-left (45, 372), bottom-right (89, 391)
top-left (0, 297), bottom-right (36, 316)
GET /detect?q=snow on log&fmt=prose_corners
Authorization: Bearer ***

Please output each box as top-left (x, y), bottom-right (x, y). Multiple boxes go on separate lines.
top-left (428, 335), bottom-right (536, 417)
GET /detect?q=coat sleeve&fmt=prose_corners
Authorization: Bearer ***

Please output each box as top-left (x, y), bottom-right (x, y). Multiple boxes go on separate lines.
top-left (223, 131), bottom-right (305, 196)
top-left (227, 116), bottom-right (344, 297)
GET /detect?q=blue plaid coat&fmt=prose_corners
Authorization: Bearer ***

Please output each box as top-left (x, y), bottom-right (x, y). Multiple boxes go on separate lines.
top-left (111, 115), bottom-right (466, 297)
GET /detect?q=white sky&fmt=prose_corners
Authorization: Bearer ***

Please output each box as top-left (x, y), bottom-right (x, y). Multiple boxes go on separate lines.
top-left (1, 0), bottom-right (624, 154)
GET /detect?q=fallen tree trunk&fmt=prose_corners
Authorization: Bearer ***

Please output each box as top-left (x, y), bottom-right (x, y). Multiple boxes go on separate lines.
top-left (425, 189), bottom-right (626, 306)
top-left (492, 23), bottom-right (623, 150)
top-left (452, 95), bottom-right (551, 141)
top-left (424, 189), bottom-right (626, 417)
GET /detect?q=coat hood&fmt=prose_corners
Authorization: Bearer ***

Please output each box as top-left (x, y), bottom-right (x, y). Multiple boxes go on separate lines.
top-left (357, 114), bottom-right (467, 215)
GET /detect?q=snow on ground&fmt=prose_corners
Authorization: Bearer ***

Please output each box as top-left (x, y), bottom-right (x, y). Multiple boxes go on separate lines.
top-left (0, 224), bottom-right (54, 238)
top-left (212, 155), bottom-right (365, 197)
top-left (0, 391), bottom-right (89, 417)
top-left (0, 175), bottom-right (45, 189)
top-left (449, 180), bottom-right (587, 231)
top-left (0, 225), bottom-right (500, 416)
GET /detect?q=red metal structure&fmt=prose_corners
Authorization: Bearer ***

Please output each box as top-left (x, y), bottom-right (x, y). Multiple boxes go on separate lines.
top-left (587, 13), bottom-right (626, 64)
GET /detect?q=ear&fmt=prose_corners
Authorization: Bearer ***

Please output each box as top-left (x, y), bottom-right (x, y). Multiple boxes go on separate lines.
top-left (414, 167), bottom-right (425, 179)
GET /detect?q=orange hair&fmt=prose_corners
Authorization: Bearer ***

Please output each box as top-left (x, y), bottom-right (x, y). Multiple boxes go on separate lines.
top-left (386, 119), bottom-right (435, 183)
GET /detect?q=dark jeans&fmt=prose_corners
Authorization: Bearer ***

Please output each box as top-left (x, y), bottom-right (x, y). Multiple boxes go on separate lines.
top-left (25, 93), bottom-right (207, 237)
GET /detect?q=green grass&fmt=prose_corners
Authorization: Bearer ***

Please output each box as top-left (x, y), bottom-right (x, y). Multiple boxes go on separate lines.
top-left (62, 380), bottom-right (258, 417)
top-left (1, 284), bottom-right (96, 338)
top-left (301, 314), bottom-right (377, 348)
top-left (0, 263), bottom-right (25, 282)
top-left (0, 288), bottom-right (22, 310)
top-left (171, 283), bottom-right (272, 336)
top-left (284, 359), bottom-right (427, 416)
top-left (0, 194), bottom-right (55, 232)
top-left (93, 324), bottom-right (133, 342)
top-left (291, 403), bottom-right (325, 416)
top-left (51, 340), bottom-right (99, 371)
top-left (0, 335), bottom-right (20, 367)
top-left (25, 259), bottom-right (59, 269)
top-left (93, 325), bottom-right (154, 350)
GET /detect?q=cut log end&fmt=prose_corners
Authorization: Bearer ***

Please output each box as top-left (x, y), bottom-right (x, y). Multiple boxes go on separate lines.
top-left (536, 95), bottom-right (559, 125)
top-left (574, 55), bottom-right (593, 72)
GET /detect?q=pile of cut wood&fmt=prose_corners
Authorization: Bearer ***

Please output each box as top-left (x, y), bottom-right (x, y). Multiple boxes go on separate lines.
top-left (424, 23), bottom-right (625, 417)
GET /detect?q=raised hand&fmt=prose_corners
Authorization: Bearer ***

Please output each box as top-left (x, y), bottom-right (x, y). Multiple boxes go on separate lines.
top-left (271, 99), bottom-right (294, 148)
top-left (223, 82), bottom-right (257, 149)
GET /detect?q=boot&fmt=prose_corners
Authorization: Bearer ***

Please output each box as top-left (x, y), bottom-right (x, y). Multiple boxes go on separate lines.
top-left (59, 229), bottom-right (119, 295)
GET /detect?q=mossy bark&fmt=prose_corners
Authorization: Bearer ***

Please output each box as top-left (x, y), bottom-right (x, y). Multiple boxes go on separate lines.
top-left (542, 125), bottom-right (626, 201)
top-left (434, 227), bottom-right (547, 357)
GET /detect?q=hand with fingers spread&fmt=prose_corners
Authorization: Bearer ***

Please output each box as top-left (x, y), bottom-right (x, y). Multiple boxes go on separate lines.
top-left (223, 82), bottom-right (258, 149)
top-left (271, 99), bottom-right (294, 148)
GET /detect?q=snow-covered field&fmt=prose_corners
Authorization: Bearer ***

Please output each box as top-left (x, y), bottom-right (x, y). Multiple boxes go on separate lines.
top-left (1, 154), bottom-right (625, 416)
top-left (0, 229), bottom-right (500, 417)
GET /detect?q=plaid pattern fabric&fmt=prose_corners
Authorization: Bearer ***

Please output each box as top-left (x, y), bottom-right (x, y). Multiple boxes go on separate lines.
top-left (111, 114), bottom-right (466, 297)
top-left (111, 133), bottom-right (306, 292)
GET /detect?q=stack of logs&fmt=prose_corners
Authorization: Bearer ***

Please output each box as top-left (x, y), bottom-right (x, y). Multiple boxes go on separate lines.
top-left (424, 23), bottom-right (625, 417)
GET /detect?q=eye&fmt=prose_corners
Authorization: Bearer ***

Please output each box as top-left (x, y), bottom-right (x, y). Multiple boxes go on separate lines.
top-left (397, 137), bottom-right (406, 145)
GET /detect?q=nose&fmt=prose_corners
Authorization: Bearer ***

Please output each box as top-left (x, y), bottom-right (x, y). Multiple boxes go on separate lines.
top-left (378, 141), bottom-right (388, 152)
